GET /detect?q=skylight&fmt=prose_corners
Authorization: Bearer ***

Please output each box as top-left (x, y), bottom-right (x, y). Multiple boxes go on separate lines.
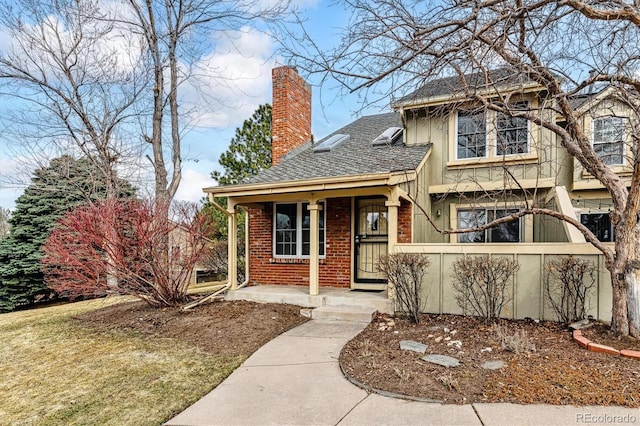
top-left (372, 127), bottom-right (403, 146)
top-left (313, 133), bottom-right (350, 152)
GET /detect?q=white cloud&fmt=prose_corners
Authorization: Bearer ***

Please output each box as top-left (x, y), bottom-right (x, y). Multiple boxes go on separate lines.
top-left (174, 168), bottom-right (217, 204)
top-left (183, 27), bottom-right (277, 129)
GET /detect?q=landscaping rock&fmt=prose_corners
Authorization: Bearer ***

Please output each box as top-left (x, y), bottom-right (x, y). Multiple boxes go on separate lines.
top-left (447, 340), bottom-right (462, 350)
top-left (400, 340), bottom-right (428, 354)
top-left (482, 360), bottom-right (505, 370)
top-left (569, 319), bottom-right (591, 330)
top-left (421, 354), bottom-right (460, 368)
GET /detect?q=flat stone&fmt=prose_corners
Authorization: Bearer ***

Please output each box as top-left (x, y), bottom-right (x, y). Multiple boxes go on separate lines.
top-left (421, 354), bottom-right (460, 368)
top-left (568, 319), bottom-right (590, 330)
top-left (482, 360), bottom-right (505, 370)
top-left (400, 340), bottom-right (427, 354)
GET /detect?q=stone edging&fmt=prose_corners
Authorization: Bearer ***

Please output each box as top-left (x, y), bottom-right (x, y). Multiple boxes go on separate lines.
top-left (572, 330), bottom-right (640, 359)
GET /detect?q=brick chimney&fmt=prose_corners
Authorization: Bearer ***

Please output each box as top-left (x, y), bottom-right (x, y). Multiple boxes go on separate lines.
top-left (271, 66), bottom-right (312, 166)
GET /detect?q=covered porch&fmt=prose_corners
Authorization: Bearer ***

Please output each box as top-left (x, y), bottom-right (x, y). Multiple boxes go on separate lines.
top-left (205, 173), bottom-right (416, 299)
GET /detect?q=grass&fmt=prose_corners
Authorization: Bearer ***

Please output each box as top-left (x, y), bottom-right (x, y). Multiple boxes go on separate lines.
top-left (0, 298), bottom-right (243, 425)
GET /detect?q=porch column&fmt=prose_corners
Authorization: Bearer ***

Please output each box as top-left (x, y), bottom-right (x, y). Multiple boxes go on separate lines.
top-left (308, 202), bottom-right (321, 296)
top-left (227, 205), bottom-right (238, 290)
top-left (386, 199), bottom-right (401, 252)
top-left (385, 198), bottom-right (401, 305)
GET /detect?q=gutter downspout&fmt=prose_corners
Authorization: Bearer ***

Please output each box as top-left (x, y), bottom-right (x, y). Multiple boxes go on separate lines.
top-left (207, 195), bottom-right (250, 290)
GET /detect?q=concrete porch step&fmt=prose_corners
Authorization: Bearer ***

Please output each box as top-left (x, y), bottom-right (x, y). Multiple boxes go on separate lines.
top-left (308, 305), bottom-right (378, 323)
top-left (224, 285), bottom-right (394, 315)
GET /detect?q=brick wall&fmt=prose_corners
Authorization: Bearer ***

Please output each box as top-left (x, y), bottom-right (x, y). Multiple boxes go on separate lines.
top-left (398, 199), bottom-right (413, 243)
top-left (271, 66), bottom-right (312, 166)
top-left (247, 198), bottom-right (352, 288)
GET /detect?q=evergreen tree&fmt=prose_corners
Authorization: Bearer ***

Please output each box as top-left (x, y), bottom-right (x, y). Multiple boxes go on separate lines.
top-left (208, 103), bottom-right (272, 239)
top-left (203, 104), bottom-right (272, 282)
top-left (211, 103), bottom-right (272, 186)
top-left (0, 156), bottom-right (135, 311)
top-left (0, 207), bottom-right (9, 239)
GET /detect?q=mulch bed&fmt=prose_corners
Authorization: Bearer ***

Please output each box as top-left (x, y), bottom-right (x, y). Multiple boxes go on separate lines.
top-left (76, 299), bottom-right (308, 358)
top-left (340, 313), bottom-right (640, 407)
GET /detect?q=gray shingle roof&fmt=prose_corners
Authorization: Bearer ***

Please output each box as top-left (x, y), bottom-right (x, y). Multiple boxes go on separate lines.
top-left (241, 112), bottom-right (431, 185)
top-left (394, 68), bottom-right (543, 107)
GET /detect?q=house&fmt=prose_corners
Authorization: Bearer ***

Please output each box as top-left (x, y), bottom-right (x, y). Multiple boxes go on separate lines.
top-left (205, 66), bottom-right (626, 321)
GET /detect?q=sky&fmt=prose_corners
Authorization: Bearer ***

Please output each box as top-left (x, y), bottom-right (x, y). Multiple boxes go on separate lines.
top-left (0, 0), bottom-right (389, 211)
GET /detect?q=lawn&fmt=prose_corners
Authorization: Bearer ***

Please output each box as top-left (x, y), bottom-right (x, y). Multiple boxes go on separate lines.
top-left (0, 297), bottom-right (305, 425)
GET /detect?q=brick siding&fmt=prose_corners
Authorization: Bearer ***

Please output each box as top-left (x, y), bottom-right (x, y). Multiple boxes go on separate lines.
top-left (271, 67), bottom-right (312, 166)
top-left (398, 198), bottom-right (413, 243)
top-left (247, 197), bottom-right (352, 288)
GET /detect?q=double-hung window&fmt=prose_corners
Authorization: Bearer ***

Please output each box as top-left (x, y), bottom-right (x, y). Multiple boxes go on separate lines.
top-left (456, 110), bottom-right (487, 159)
top-left (496, 102), bottom-right (529, 155)
top-left (580, 212), bottom-right (614, 242)
top-left (274, 202), bottom-right (325, 258)
top-left (593, 117), bottom-right (626, 165)
top-left (457, 208), bottom-right (522, 243)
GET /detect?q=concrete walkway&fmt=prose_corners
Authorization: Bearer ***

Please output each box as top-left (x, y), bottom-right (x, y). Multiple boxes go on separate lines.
top-left (167, 320), bottom-right (639, 426)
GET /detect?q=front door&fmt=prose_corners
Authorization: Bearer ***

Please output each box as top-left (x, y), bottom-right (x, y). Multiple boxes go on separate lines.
top-left (354, 197), bottom-right (388, 285)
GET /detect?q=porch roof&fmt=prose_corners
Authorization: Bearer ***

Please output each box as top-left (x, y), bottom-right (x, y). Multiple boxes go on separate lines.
top-left (204, 112), bottom-right (431, 198)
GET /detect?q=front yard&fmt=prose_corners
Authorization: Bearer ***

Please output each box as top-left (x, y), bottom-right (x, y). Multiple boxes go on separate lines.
top-left (341, 313), bottom-right (640, 406)
top-left (0, 297), bottom-right (306, 425)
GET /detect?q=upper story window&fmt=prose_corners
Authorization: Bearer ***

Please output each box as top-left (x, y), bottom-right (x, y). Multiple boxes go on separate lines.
top-left (580, 212), bottom-right (614, 242)
top-left (593, 117), bottom-right (626, 165)
top-left (457, 208), bottom-right (522, 243)
top-left (274, 202), bottom-right (325, 258)
top-left (455, 102), bottom-right (531, 161)
top-left (456, 110), bottom-right (487, 159)
top-left (496, 102), bottom-right (529, 155)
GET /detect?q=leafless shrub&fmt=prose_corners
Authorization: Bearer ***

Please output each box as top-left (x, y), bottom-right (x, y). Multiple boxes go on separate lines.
top-left (358, 338), bottom-right (375, 358)
top-left (494, 325), bottom-right (536, 354)
top-left (452, 255), bottom-right (518, 321)
top-left (544, 256), bottom-right (596, 324)
top-left (438, 372), bottom-right (459, 391)
top-left (377, 253), bottom-right (430, 323)
top-left (200, 240), bottom-right (246, 284)
top-left (43, 199), bottom-right (213, 307)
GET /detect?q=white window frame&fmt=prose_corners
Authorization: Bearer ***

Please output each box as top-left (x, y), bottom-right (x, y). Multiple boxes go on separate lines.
top-left (455, 110), bottom-right (488, 160)
top-left (494, 101), bottom-right (530, 156)
top-left (273, 201), bottom-right (326, 259)
top-left (592, 116), bottom-right (626, 166)
top-left (456, 207), bottom-right (524, 243)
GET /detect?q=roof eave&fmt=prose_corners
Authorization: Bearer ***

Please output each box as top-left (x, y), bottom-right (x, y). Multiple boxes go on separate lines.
top-left (204, 171), bottom-right (418, 199)
top-left (392, 82), bottom-right (546, 110)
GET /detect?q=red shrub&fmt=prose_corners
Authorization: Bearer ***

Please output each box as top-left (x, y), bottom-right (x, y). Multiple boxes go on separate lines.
top-left (42, 198), bottom-right (212, 307)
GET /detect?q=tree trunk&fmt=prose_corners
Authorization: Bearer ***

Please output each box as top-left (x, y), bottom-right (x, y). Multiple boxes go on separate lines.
top-left (610, 271), bottom-right (630, 336)
top-left (608, 238), bottom-right (640, 338)
top-left (626, 267), bottom-right (640, 337)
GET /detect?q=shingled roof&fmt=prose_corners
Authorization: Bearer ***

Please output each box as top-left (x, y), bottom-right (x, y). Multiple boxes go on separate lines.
top-left (394, 68), bottom-right (543, 107)
top-left (241, 112), bottom-right (431, 186)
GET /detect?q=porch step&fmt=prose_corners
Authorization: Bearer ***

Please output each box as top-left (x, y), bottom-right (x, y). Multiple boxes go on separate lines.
top-left (224, 285), bottom-right (394, 315)
top-left (309, 305), bottom-right (377, 323)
